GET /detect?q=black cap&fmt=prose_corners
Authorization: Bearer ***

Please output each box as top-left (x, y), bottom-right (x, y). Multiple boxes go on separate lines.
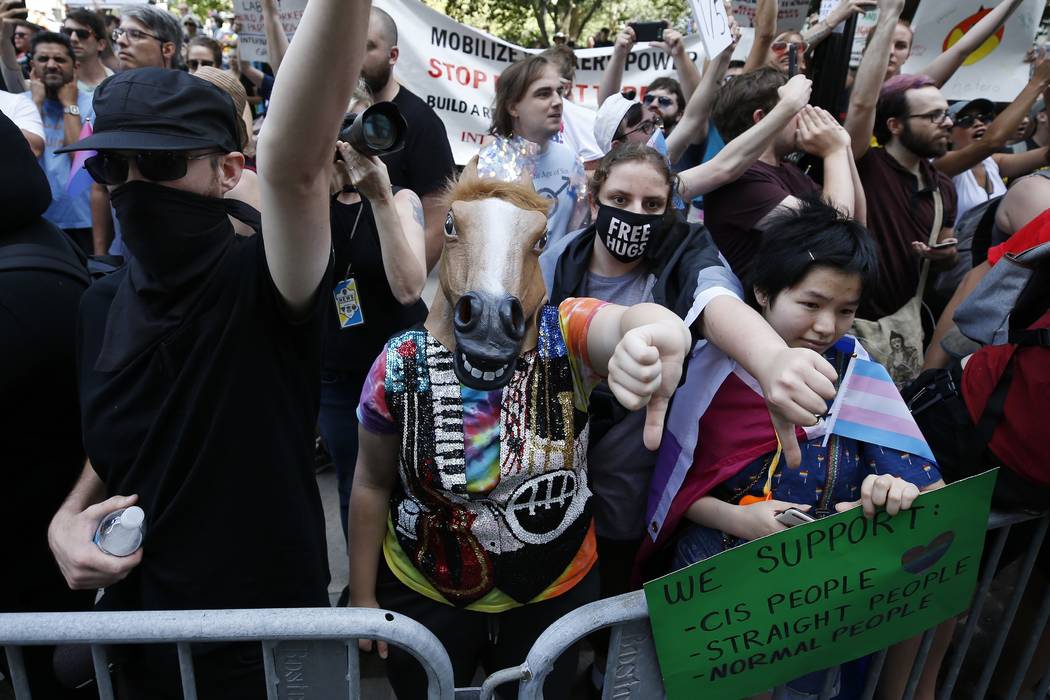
top-left (56, 68), bottom-right (241, 153)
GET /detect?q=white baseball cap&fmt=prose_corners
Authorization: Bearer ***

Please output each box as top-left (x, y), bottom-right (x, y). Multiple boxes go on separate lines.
top-left (593, 93), bottom-right (637, 157)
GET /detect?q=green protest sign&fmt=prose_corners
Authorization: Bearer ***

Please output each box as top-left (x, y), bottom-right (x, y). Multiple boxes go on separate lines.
top-left (643, 470), bottom-right (997, 700)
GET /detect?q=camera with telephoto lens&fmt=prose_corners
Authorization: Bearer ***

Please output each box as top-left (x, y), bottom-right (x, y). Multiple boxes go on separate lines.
top-left (336, 102), bottom-right (408, 159)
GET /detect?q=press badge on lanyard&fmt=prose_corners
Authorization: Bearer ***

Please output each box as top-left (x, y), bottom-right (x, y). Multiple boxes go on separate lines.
top-left (334, 277), bottom-right (365, 328)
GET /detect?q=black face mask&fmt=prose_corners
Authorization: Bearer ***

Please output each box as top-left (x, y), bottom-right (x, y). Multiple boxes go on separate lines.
top-left (594, 203), bottom-right (664, 263)
top-left (110, 180), bottom-right (233, 288)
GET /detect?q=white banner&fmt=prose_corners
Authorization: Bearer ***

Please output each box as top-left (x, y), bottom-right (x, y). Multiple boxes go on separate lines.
top-left (376, 0), bottom-right (709, 165)
top-left (902, 0), bottom-right (1043, 101)
top-left (731, 0), bottom-right (811, 32)
top-left (235, 0), bottom-right (306, 62)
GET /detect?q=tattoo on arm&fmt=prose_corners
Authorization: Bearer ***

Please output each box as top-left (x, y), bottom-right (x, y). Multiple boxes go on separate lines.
top-left (410, 195), bottom-right (425, 228)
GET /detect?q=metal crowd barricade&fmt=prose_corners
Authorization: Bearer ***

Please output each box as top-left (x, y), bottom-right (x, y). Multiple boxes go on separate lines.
top-left (482, 508), bottom-right (1050, 700)
top-left (0, 607), bottom-right (456, 700)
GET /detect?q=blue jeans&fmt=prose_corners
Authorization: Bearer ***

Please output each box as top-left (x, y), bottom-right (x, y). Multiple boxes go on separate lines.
top-left (318, 372), bottom-right (365, 542)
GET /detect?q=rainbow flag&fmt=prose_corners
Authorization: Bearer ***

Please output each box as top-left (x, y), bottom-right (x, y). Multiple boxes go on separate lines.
top-left (823, 356), bottom-right (935, 462)
top-left (66, 119), bottom-right (95, 198)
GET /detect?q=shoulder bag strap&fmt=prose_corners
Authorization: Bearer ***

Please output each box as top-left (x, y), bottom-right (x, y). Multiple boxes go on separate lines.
top-left (915, 188), bottom-right (944, 300)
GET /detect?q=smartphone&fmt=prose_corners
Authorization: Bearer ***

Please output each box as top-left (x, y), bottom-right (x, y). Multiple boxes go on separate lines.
top-left (775, 508), bottom-right (815, 527)
top-left (788, 43), bottom-right (798, 77)
top-left (629, 20), bottom-right (668, 43)
top-left (929, 239), bottom-right (958, 249)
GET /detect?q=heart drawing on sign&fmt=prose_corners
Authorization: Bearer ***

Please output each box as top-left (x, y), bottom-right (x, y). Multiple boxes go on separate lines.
top-left (900, 531), bottom-right (955, 574)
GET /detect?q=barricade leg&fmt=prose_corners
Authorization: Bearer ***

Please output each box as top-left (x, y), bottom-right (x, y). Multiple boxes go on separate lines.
top-left (4, 645), bottom-right (31, 700)
top-left (91, 644), bottom-right (115, 700)
top-left (176, 642), bottom-right (197, 700)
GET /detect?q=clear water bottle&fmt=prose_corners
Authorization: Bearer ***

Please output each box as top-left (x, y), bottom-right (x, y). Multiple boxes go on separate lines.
top-left (93, 506), bottom-right (145, 557)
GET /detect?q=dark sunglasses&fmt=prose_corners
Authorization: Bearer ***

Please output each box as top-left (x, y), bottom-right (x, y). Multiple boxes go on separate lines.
top-left (615, 117), bottom-right (662, 142)
top-left (187, 58), bottom-right (215, 70)
top-left (84, 151), bottom-right (221, 185)
top-left (60, 26), bottom-right (96, 41)
top-left (954, 112), bottom-right (994, 129)
top-left (643, 94), bottom-right (675, 108)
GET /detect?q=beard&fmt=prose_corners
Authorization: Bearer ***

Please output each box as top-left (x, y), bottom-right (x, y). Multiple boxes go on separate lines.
top-left (362, 61), bottom-right (392, 95)
top-left (900, 119), bottom-right (949, 158)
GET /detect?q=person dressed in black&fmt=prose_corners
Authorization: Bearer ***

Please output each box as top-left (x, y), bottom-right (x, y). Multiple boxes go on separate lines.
top-left (0, 111), bottom-right (95, 699)
top-left (45, 0), bottom-right (373, 695)
top-left (322, 80), bottom-right (426, 572)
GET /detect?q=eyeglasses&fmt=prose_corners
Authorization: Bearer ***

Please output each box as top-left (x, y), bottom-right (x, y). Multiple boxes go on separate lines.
top-left (112, 27), bottom-right (164, 44)
top-left (84, 151), bottom-right (222, 185)
top-left (906, 109), bottom-right (952, 125)
top-left (13, 31), bottom-right (31, 39)
top-left (615, 117), bottom-right (662, 142)
top-left (60, 27), bottom-right (95, 41)
top-left (187, 59), bottom-right (215, 70)
top-left (953, 112), bottom-right (994, 129)
top-left (771, 41), bottom-right (810, 54)
top-left (643, 94), bottom-right (675, 108)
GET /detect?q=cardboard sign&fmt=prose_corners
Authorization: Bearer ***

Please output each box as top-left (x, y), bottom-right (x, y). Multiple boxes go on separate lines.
top-left (903, 0), bottom-right (1043, 101)
top-left (235, 0), bottom-right (307, 62)
top-left (643, 470), bottom-right (996, 699)
top-left (690, 0), bottom-right (734, 57)
top-left (374, 0), bottom-right (707, 164)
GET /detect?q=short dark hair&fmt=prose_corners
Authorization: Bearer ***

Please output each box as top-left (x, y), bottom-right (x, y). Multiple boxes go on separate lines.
top-left (30, 31), bottom-right (75, 62)
top-left (646, 76), bottom-right (685, 112)
top-left (66, 9), bottom-right (107, 41)
top-left (874, 73), bottom-right (936, 145)
top-left (188, 36), bottom-right (222, 66)
top-left (539, 44), bottom-right (576, 84)
top-left (490, 54), bottom-right (553, 138)
top-left (748, 198), bottom-right (878, 308)
top-left (713, 67), bottom-right (787, 142)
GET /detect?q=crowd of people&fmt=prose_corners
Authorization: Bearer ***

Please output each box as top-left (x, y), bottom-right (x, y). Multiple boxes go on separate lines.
top-left (2, 0), bottom-right (1049, 698)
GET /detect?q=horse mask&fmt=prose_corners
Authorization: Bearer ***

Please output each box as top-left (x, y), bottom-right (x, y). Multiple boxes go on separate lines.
top-left (425, 158), bottom-right (552, 391)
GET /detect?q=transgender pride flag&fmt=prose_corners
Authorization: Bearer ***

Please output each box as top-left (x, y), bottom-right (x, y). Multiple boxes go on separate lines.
top-left (66, 119), bottom-right (95, 199)
top-left (823, 356), bottom-right (936, 462)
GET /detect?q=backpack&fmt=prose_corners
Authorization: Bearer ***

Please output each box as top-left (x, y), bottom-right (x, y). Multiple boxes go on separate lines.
top-left (0, 230), bottom-right (121, 285)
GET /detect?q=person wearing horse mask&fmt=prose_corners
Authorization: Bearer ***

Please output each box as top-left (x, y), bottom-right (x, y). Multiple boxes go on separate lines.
top-left (44, 0), bottom-right (373, 693)
top-left (541, 143), bottom-right (845, 626)
top-left (349, 158), bottom-right (693, 698)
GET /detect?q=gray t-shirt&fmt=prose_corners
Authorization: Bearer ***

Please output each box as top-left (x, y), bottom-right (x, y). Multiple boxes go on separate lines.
top-left (580, 268), bottom-right (661, 541)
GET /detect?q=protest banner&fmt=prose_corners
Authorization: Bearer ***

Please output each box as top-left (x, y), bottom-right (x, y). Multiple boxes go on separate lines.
top-left (689, 0), bottom-right (733, 57)
top-left (235, 0), bottom-right (307, 62)
top-left (902, 0), bottom-right (1043, 101)
top-left (643, 470), bottom-right (997, 699)
top-left (731, 0), bottom-right (810, 32)
top-left (375, 0), bottom-right (706, 164)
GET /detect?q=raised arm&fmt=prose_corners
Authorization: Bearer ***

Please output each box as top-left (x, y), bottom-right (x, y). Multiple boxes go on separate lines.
top-left (934, 61), bottom-right (1050, 177)
top-left (257, 0), bottom-right (372, 314)
top-left (261, 0), bottom-right (289, 74)
top-left (742, 0), bottom-right (777, 74)
top-left (336, 143), bottom-right (427, 305)
top-left (678, 73), bottom-right (811, 199)
top-left (597, 25), bottom-right (635, 106)
top-left (665, 24), bottom-right (741, 163)
top-left (802, 0), bottom-right (874, 49)
top-left (0, 11), bottom-right (27, 93)
top-left (652, 28), bottom-right (701, 99)
top-left (923, 0), bottom-right (1024, 88)
top-left (844, 0), bottom-right (905, 160)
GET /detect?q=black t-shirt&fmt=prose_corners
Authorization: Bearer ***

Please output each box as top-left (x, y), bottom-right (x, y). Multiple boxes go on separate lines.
top-left (78, 234), bottom-right (331, 611)
top-left (325, 195), bottom-right (428, 375)
top-left (0, 221), bottom-right (92, 612)
top-left (381, 86), bottom-right (457, 197)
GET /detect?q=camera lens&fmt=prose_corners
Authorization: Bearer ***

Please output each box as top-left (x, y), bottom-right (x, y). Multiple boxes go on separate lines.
top-left (363, 113), bottom-right (396, 150)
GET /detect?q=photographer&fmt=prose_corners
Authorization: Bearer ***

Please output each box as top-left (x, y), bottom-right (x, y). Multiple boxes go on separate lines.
top-left (322, 81), bottom-right (426, 585)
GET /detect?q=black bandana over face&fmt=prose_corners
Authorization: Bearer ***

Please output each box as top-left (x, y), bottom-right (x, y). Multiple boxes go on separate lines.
top-left (594, 203), bottom-right (664, 263)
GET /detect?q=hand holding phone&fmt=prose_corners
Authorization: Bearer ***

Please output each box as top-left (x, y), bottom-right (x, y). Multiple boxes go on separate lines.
top-left (628, 20), bottom-right (668, 43)
top-left (929, 238), bottom-right (958, 249)
top-left (775, 507), bottom-right (816, 527)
